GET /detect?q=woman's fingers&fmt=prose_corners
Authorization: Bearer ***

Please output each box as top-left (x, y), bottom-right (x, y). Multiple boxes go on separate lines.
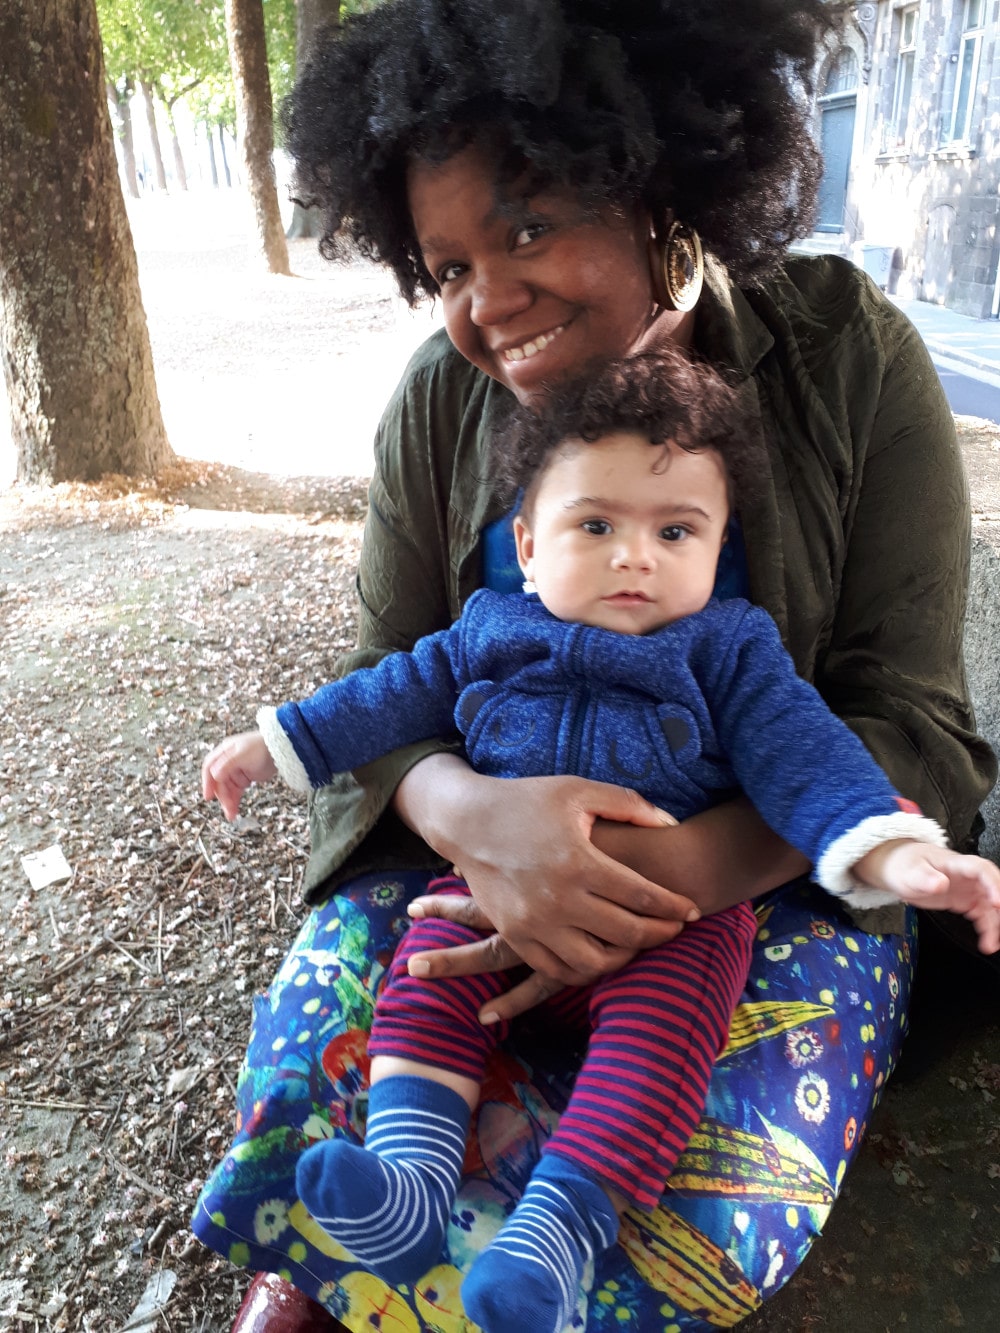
top-left (578, 782), bottom-right (678, 830)
top-left (408, 892), bottom-right (496, 931)
top-left (406, 926), bottom-right (630, 986)
top-left (576, 860), bottom-right (700, 929)
top-left (407, 932), bottom-right (523, 978)
top-left (480, 972), bottom-right (566, 1025)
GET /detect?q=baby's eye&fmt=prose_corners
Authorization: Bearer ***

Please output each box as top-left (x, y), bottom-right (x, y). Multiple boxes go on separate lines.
top-left (582, 519), bottom-right (611, 536)
top-left (661, 525), bottom-right (689, 542)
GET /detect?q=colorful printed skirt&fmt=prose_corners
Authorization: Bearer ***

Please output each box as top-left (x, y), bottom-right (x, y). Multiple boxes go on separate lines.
top-left (192, 874), bottom-right (915, 1330)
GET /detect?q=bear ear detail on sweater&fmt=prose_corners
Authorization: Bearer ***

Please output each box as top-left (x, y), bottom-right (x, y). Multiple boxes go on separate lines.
top-left (456, 684), bottom-right (495, 733)
top-left (659, 716), bottom-right (691, 754)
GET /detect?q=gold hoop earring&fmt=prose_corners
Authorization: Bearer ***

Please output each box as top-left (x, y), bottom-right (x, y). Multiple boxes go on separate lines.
top-left (648, 219), bottom-right (704, 312)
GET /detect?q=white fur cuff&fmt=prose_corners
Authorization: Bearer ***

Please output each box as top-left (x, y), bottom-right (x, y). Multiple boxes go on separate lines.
top-left (815, 812), bottom-right (949, 907)
top-left (257, 706), bottom-right (312, 795)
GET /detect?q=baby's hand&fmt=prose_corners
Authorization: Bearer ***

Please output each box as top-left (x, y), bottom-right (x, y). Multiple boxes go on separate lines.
top-left (855, 840), bottom-right (1000, 954)
top-left (202, 731), bottom-right (277, 821)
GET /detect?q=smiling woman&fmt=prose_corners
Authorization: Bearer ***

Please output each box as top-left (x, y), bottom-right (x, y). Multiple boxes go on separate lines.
top-left (190, 3), bottom-right (997, 1331)
top-left (407, 150), bottom-right (667, 402)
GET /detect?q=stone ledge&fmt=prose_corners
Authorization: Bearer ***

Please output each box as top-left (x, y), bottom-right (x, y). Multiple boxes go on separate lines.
top-left (960, 426), bottom-right (1000, 861)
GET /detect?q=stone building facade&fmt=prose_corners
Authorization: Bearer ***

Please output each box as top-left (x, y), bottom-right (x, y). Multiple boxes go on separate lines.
top-left (804, 1), bottom-right (1000, 316)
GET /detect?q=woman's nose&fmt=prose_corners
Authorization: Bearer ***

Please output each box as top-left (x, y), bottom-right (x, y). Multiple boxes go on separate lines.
top-left (469, 262), bottom-right (532, 327)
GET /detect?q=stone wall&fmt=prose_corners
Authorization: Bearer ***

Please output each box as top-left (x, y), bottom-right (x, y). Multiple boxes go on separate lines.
top-left (965, 534), bottom-right (1000, 862)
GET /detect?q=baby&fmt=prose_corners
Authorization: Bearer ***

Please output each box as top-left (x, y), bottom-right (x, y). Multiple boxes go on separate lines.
top-left (203, 352), bottom-right (1000, 1333)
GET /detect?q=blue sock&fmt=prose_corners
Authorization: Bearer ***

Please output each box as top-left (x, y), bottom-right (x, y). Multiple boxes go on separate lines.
top-left (295, 1074), bottom-right (470, 1286)
top-left (462, 1153), bottom-right (619, 1333)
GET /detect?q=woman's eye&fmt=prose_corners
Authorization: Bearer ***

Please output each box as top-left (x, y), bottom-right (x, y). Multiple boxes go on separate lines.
top-left (513, 221), bottom-right (549, 248)
top-left (582, 519), bottom-right (611, 536)
top-left (437, 261), bottom-right (466, 285)
top-left (661, 525), bottom-right (689, 542)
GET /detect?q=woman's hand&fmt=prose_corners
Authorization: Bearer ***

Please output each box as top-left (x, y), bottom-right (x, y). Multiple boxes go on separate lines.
top-left (406, 893), bottom-right (568, 1023)
top-left (393, 755), bottom-right (698, 986)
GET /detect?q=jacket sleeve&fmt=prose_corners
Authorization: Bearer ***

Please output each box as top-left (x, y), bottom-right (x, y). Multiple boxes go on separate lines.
top-left (260, 623), bottom-right (465, 792)
top-left (815, 290), bottom-right (996, 850)
top-left (301, 338), bottom-right (494, 902)
top-left (710, 609), bottom-right (947, 909)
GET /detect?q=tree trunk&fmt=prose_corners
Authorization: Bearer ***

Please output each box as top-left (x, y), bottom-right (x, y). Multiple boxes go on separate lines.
top-left (0, 0), bottom-right (173, 484)
top-left (218, 124), bottom-right (232, 187)
top-left (106, 78), bottom-right (140, 199)
top-left (296, 0), bottom-right (341, 67)
top-left (206, 123), bottom-right (219, 187)
top-left (140, 79), bottom-right (168, 191)
top-left (285, 0), bottom-right (340, 240)
top-left (225, 0), bottom-right (290, 274)
top-left (163, 99), bottom-right (189, 192)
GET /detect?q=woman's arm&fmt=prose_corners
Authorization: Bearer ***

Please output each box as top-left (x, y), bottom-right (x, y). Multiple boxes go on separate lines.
top-left (392, 753), bottom-right (701, 984)
top-left (816, 292), bottom-right (996, 839)
top-left (591, 795), bottom-right (809, 913)
top-left (396, 771), bottom-right (806, 1017)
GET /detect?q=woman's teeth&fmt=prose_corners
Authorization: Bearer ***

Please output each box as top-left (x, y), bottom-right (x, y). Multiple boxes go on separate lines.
top-left (503, 326), bottom-right (565, 362)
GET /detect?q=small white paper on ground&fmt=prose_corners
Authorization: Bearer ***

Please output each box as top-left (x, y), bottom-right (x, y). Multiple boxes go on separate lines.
top-left (120, 1270), bottom-right (177, 1332)
top-left (166, 1066), bottom-right (201, 1097)
top-left (20, 844), bottom-right (73, 890)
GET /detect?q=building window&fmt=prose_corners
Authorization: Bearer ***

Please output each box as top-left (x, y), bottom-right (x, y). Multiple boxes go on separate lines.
top-left (884, 6), bottom-right (919, 151)
top-left (823, 47), bottom-right (860, 98)
top-left (942, 0), bottom-right (986, 145)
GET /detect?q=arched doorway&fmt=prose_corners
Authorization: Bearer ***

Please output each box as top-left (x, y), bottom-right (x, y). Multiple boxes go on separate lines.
top-left (816, 48), bottom-right (860, 233)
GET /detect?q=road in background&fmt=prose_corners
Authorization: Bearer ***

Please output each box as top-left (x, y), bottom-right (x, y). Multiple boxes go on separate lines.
top-left (933, 356), bottom-right (1000, 424)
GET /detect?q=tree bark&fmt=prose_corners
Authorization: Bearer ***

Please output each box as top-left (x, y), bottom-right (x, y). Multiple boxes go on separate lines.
top-left (163, 99), bottom-right (189, 192)
top-left (0, 0), bottom-right (173, 484)
top-left (140, 78), bottom-right (168, 191)
top-left (206, 123), bottom-right (219, 188)
top-left (218, 124), bottom-right (232, 187)
top-left (296, 0), bottom-right (341, 68)
top-left (225, 0), bottom-right (290, 274)
top-left (106, 78), bottom-right (140, 199)
top-left (285, 0), bottom-right (340, 239)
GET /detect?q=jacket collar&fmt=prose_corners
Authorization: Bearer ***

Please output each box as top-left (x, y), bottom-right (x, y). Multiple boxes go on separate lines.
top-left (694, 255), bottom-right (774, 377)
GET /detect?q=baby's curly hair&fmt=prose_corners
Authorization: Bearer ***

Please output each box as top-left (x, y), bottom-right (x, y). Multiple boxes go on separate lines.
top-left (492, 351), bottom-right (763, 514)
top-left (283, 0), bottom-right (836, 302)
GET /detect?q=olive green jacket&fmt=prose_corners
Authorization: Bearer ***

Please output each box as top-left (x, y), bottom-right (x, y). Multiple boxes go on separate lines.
top-left (303, 255), bottom-right (997, 933)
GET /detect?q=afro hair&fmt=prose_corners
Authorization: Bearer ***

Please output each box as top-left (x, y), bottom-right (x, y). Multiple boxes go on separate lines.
top-left (282, 0), bottom-right (837, 302)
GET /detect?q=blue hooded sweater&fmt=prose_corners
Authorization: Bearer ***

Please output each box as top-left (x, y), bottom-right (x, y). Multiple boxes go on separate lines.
top-left (262, 590), bottom-right (944, 909)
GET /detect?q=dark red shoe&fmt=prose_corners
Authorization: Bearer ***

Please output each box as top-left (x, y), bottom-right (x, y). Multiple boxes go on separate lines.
top-left (231, 1272), bottom-right (345, 1332)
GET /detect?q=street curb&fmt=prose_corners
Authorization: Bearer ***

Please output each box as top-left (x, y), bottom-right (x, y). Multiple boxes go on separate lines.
top-left (921, 342), bottom-right (1000, 378)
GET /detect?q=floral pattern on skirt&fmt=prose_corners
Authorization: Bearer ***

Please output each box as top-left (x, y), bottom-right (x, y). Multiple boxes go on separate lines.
top-left (192, 873), bottom-right (915, 1330)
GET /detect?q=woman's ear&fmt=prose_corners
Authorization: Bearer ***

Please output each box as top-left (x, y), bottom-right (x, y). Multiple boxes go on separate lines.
top-left (513, 513), bottom-right (535, 580)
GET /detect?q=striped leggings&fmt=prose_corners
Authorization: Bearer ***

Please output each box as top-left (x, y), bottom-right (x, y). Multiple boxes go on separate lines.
top-left (367, 876), bottom-right (758, 1210)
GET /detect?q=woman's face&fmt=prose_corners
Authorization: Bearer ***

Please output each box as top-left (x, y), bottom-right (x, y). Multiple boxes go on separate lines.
top-left (408, 145), bottom-right (692, 404)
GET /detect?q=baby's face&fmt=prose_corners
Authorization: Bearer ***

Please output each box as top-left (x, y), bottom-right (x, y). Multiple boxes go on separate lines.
top-left (514, 431), bottom-right (730, 636)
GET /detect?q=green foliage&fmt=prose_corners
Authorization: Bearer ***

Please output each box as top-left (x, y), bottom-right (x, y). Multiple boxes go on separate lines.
top-left (96, 0), bottom-right (308, 132)
top-left (98, 1), bottom-right (224, 88)
top-left (265, 0), bottom-right (298, 110)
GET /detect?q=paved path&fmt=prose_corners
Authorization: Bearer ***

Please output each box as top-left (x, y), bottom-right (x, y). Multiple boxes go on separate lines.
top-left (1, 190), bottom-right (442, 486)
top-left (893, 291), bottom-right (1000, 378)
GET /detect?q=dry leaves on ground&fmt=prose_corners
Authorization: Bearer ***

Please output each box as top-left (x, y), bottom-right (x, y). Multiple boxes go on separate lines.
top-left (0, 464), bottom-right (367, 1331)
